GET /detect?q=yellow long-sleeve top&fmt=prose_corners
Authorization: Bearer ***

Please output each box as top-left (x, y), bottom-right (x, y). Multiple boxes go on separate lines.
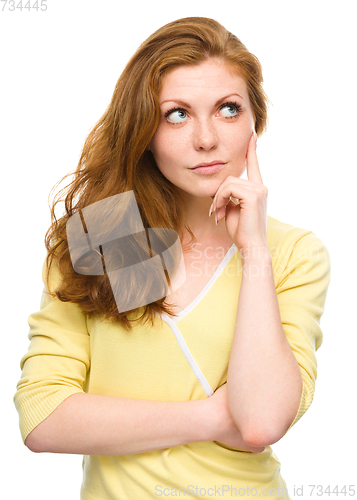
top-left (14, 215), bottom-right (331, 500)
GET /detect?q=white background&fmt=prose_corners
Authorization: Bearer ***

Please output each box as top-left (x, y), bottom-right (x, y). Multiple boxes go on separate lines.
top-left (2, 0), bottom-right (356, 498)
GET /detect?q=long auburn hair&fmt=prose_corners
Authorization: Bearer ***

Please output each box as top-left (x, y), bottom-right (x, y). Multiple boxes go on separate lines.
top-left (44, 16), bottom-right (269, 331)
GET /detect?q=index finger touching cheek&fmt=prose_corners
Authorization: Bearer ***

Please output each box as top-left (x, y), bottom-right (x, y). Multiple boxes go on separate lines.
top-left (246, 130), bottom-right (263, 185)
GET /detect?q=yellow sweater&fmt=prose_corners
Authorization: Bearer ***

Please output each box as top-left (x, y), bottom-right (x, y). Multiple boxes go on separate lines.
top-left (14, 215), bottom-right (331, 500)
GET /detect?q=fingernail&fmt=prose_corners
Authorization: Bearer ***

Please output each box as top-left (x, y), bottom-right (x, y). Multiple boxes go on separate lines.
top-left (215, 211), bottom-right (218, 225)
top-left (209, 199), bottom-right (217, 216)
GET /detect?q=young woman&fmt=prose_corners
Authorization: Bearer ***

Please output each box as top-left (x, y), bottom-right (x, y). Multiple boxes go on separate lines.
top-left (14, 17), bottom-right (331, 500)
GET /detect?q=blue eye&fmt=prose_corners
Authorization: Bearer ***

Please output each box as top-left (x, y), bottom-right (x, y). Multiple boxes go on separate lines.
top-left (220, 104), bottom-right (240, 117)
top-left (165, 108), bottom-right (187, 123)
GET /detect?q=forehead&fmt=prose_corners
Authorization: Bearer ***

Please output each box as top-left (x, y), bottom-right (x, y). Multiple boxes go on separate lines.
top-left (159, 58), bottom-right (249, 101)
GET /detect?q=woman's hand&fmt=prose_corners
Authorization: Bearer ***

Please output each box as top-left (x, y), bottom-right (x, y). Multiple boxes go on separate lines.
top-left (210, 131), bottom-right (269, 252)
top-left (209, 383), bottom-right (265, 453)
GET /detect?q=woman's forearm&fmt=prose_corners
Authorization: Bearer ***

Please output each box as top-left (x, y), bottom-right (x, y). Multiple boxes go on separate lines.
top-left (25, 390), bottom-right (263, 456)
top-left (227, 248), bottom-right (302, 447)
top-left (25, 392), bottom-right (215, 456)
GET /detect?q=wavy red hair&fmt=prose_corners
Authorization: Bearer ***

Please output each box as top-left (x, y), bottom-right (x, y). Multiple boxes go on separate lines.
top-left (44, 16), bottom-right (269, 330)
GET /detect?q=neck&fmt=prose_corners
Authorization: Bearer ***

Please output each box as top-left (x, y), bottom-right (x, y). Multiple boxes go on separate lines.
top-left (179, 201), bottom-right (229, 247)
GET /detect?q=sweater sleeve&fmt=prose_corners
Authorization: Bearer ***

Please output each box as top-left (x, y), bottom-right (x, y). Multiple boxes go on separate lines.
top-left (274, 230), bottom-right (331, 434)
top-left (14, 258), bottom-right (90, 443)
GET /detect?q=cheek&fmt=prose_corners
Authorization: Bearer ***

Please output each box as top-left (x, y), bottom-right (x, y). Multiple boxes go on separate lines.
top-left (150, 136), bottom-right (174, 177)
top-left (150, 130), bottom-right (184, 165)
top-left (229, 131), bottom-right (251, 159)
top-left (150, 129), bottom-right (169, 159)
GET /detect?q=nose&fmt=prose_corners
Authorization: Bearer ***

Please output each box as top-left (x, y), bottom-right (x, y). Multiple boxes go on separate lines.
top-left (193, 119), bottom-right (219, 151)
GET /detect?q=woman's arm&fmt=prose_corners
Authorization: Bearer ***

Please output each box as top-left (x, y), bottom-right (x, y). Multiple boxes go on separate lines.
top-left (227, 248), bottom-right (302, 447)
top-left (212, 136), bottom-right (330, 448)
top-left (227, 231), bottom-right (330, 447)
top-left (25, 387), bottom-right (265, 455)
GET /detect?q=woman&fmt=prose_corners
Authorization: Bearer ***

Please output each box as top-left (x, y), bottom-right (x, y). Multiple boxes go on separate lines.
top-left (14, 17), bottom-right (331, 499)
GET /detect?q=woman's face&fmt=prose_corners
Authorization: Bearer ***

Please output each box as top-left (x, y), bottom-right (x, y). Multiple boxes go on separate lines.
top-left (149, 58), bottom-right (256, 201)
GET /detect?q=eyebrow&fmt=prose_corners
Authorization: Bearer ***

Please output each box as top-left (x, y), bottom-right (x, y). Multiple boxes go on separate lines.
top-left (160, 93), bottom-right (244, 108)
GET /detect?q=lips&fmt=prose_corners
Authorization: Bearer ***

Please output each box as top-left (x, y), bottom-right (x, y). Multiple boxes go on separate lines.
top-left (191, 161), bottom-right (225, 169)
